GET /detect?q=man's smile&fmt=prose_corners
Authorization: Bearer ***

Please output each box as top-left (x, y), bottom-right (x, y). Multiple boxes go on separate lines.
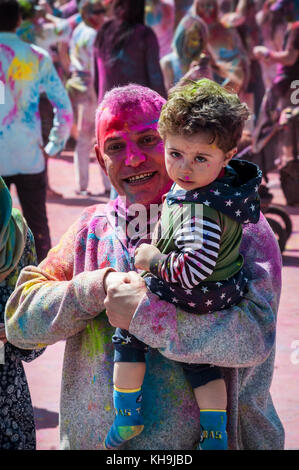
top-left (123, 171), bottom-right (157, 184)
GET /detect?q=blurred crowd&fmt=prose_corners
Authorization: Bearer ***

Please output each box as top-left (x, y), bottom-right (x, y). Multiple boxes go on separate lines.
top-left (14, 0), bottom-right (299, 164)
top-left (1, 0), bottom-right (299, 260)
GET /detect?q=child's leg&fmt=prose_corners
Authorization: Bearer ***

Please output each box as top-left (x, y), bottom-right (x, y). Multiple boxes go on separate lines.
top-left (194, 379), bottom-right (228, 450)
top-left (105, 329), bottom-right (147, 450)
top-left (182, 363), bottom-right (228, 450)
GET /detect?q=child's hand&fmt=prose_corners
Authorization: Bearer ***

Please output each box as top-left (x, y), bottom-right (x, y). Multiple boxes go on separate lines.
top-left (134, 244), bottom-right (162, 271)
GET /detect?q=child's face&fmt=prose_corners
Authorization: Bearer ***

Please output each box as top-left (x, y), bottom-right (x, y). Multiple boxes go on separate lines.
top-left (164, 133), bottom-right (236, 191)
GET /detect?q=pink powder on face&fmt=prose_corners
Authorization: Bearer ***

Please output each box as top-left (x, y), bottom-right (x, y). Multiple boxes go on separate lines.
top-left (95, 84), bottom-right (166, 141)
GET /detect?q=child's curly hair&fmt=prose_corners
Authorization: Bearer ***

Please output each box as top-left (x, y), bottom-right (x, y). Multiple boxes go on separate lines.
top-left (158, 79), bottom-right (250, 152)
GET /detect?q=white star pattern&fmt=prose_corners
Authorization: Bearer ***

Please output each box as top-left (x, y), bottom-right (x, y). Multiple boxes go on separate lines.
top-left (188, 302), bottom-right (196, 307)
top-left (243, 219), bottom-right (250, 223)
top-left (254, 185), bottom-right (259, 192)
top-left (220, 293), bottom-right (226, 299)
top-left (213, 189), bottom-right (221, 196)
top-left (156, 291), bottom-right (163, 296)
top-left (235, 210), bottom-right (241, 217)
top-left (243, 197), bottom-right (248, 203)
top-left (236, 284), bottom-right (240, 291)
top-left (185, 289), bottom-right (192, 295)
top-left (124, 336), bottom-right (132, 344)
top-left (216, 282), bottom-right (223, 287)
top-left (172, 297), bottom-right (178, 303)
top-left (193, 192), bottom-right (199, 199)
top-left (205, 299), bottom-right (213, 306)
top-left (203, 200), bottom-right (211, 206)
top-left (201, 286), bottom-right (209, 293)
top-left (170, 287), bottom-right (175, 292)
top-left (225, 200), bottom-right (233, 206)
top-left (227, 297), bottom-right (232, 303)
top-left (235, 192), bottom-right (241, 196)
top-left (250, 204), bottom-right (255, 211)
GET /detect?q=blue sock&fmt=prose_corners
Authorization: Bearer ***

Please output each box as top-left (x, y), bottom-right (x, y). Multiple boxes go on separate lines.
top-left (104, 387), bottom-right (144, 449)
top-left (197, 410), bottom-right (228, 450)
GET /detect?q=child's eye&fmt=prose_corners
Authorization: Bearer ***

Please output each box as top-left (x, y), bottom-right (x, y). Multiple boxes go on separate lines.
top-left (195, 156), bottom-right (207, 163)
top-left (170, 151), bottom-right (181, 159)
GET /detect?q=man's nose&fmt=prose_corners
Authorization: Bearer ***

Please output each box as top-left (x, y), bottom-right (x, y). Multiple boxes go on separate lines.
top-left (125, 146), bottom-right (146, 167)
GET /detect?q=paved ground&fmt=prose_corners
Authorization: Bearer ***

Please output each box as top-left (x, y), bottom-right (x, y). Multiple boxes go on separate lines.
top-left (10, 153), bottom-right (299, 450)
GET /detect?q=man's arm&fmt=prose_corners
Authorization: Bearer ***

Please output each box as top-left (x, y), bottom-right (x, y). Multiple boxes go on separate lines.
top-left (39, 52), bottom-right (73, 157)
top-left (254, 23), bottom-right (299, 67)
top-left (106, 213), bottom-right (281, 368)
top-left (4, 212), bottom-right (114, 350)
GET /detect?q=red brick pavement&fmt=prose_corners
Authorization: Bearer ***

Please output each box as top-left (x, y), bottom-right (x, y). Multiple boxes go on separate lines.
top-left (10, 154), bottom-right (299, 450)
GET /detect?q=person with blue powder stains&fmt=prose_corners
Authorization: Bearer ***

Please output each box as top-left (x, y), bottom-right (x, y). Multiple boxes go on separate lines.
top-left (160, 13), bottom-right (213, 91)
top-left (0, 0), bottom-right (73, 262)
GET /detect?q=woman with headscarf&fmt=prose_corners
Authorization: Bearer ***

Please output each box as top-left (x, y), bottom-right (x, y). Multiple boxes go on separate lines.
top-left (93, 0), bottom-right (167, 102)
top-left (190, 0), bottom-right (249, 95)
top-left (0, 176), bottom-right (44, 449)
top-left (160, 13), bottom-right (213, 90)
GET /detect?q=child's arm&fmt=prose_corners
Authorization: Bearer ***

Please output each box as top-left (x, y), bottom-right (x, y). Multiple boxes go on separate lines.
top-left (139, 207), bottom-right (221, 290)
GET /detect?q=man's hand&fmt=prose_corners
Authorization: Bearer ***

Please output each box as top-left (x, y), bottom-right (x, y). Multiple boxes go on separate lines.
top-left (104, 271), bottom-right (147, 330)
top-left (134, 243), bottom-right (162, 271)
top-left (253, 46), bottom-right (271, 62)
top-left (0, 323), bottom-right (7, 344)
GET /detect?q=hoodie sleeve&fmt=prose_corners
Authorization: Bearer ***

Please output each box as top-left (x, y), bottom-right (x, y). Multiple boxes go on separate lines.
top-left (5, 209), bottom-right (113, 350)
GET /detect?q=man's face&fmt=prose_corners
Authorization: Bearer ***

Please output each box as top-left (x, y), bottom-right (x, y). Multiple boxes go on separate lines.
top-left (83, 3), bottom-right (106, 29)
top-left (95, 106), bottom-right (171, 207)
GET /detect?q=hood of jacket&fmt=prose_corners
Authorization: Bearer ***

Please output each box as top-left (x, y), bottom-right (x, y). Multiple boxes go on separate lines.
top-left (166, 159), bottom-right (262, 224)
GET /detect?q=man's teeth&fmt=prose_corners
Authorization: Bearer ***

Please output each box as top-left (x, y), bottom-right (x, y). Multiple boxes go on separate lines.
top-left (127, 172), bottom-right (154, 182)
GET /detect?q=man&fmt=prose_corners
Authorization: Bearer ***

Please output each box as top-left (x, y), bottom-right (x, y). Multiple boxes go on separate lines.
top-left (0, 0), bottom-right (73, 262)
top-left (66, 0), bottom-right (111, 196)
top-left (5, 84), bottom-right (284, 450)
top-left (253, 0), bottom-right (299, 165)
top-left (190, 0), bottom-right (249, 95)
top-left (145, 0), bottom-right (175, 59)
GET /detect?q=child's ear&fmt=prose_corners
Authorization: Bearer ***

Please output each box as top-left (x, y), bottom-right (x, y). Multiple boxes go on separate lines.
top-left (223, 147), bottom-right (237, 167)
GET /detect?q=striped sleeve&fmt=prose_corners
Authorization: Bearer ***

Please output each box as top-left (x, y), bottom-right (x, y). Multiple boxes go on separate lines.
top-left (156, 214), bottom-right (221, 290)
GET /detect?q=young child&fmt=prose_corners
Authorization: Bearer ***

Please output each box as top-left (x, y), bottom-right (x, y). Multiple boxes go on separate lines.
top-left (105, 79), bottom-right (262, 451)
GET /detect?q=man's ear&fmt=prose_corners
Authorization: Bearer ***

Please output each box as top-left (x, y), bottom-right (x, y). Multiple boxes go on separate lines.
top-left (223, 147), bottom-right (237, 167)
top-left (94, 143), bottom-right (108, 175)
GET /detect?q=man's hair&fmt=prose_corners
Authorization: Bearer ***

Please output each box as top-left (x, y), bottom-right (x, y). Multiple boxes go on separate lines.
top-left (95, 84), bottom-right (166, 139)
top-left (0, 0), bottom-right (21, 31)
top-left (158, 79), bottom-right (250, 152)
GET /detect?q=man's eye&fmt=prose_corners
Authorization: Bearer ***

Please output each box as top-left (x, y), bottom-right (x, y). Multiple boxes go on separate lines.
top-left (140, 135), bottom-right (159, 146)
top-left (107, 142), bottom-right (125, 152)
